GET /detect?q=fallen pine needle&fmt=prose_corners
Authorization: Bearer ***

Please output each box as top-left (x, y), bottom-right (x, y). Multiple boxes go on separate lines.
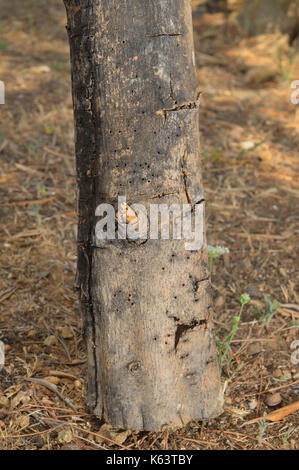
top-left (10, 230), bottom-right (42, 239)
top-left (182, 436), bottom-right (218, 447)
top-left (5, 425), bottom-right (61, 440)
top-left (0, 287), bottom-right (18, 304)
top-left (1, 197), bottom-right (55, 207)
top-left (206, 429), bottom-right (275, 449)
top-left (228, 232), bottom-right (289, 240)
top-left (60, 211), bottom-right (77, 217)
top-left (48, 370), bottom-right (78, 381)
top-left (43, 146), bottom-right (73, 160)
top-left (245, 379), bottom-right (299, 397)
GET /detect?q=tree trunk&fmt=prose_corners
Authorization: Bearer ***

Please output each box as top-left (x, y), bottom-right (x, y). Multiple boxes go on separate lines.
top-left (64, 0), bottom-right (223, 431)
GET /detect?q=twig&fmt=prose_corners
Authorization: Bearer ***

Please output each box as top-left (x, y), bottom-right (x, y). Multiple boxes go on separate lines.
top-left (56, 335), bottom-right (72, 362)
top-left (245, 379), bottom-right (299, 397)
top-left (71, 425), bottom-right (135, 450)
top-left (207, 429), bottom-right (275, 450)
top-left (280, 304), bottom-right (299, 311)
top-left (182, 436), bottom-right (217, 447)
top-left (23, 378), bottom-right (77, 411)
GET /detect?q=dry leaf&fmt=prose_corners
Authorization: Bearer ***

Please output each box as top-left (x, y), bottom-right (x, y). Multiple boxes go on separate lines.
top-left (0, 396), bottom-right (9, 409)
top-left (11, 391), bottom-right (28, 409)
top-left (266, 401), bottom-right (299, 422)
top-left (246, 401), bottom-right (299, 424)
top-left (17, 414), bottom-right (30, 429)
top-left (61, 326), bottom-right (74, 339)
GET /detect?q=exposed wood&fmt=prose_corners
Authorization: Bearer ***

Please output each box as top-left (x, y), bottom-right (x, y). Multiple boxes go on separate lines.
top-left (64, 0), bottom-right (223, 431)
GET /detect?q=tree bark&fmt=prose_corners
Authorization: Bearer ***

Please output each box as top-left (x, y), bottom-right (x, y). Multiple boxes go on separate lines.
top-left (64, 0), bottom-right (223, 431)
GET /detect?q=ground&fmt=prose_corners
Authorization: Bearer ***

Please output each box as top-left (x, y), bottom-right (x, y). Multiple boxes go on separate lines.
top-left (0, 0), bottom-right (298, 450)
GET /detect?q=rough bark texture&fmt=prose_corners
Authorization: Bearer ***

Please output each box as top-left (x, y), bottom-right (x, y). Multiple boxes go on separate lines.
top-left (64, 0), bottom-right (223, 431)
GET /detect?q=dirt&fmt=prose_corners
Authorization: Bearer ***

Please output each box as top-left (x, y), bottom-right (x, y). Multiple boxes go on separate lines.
top-left (0, 0), bottom-right (298, 450)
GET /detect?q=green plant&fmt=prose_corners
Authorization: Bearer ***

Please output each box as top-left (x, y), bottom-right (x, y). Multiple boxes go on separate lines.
top-left (52, 61), bottom-right (64, 72)
top-left (207, 245), bottom-right (229, 273)
top-left (226, 362), bottom-right (245, 385)
top-left (216, 293), bottom-right (251, 373)
top-left (44, 126), bottom-right (54, 135)
top-left (27, 13), bottom-right (35, 31)
top-left (0, 39), bottom-right (8, 52)
top-left (258, 412), bottom-right (268, 445)
top-left (201, 149), bottom-right (222, 162)
top-left (30, 204), bottom-right (42, 230)
top-left (238, 139), bottom-right (266, 158)
top-left (276, 47), bottom-right (293, 82)
top-left (253, 295), bottom-right (280, 324)
top-left (35, 182), bottom-right (46, 197)
top-left (282, 427), bottom-right (295, 443)
top-left (26, 141), bottom-right (39, 156)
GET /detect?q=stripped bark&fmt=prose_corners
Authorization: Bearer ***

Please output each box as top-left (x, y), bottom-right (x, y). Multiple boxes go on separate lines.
top-left (64, 0), bottom-right (223, 431)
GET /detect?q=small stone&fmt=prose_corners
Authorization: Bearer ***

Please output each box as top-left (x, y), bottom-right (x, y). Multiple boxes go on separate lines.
top-left (61, 326), bottom-right (74, 339)
top-left (241, 141), bottom-right (255, 150)
top-left (281, 371), bottom-right (292, 381)
top-left (58, 429), bottom-right (73, 444)
top-left (215, 295), bottom-right (225, 309)
top-left (115, 430), bottom-right (131, 445)
top-left (247, 285), bottom-right (260, 299)
top-left (247, 343), bottom-right (263, 355)
top-left (29, 65), bottom-right (51, 74)
top-left (273, 368), bottom-right (282, 378)
top-left (96, 424), bottom-right (130, 445)
top-left (248, 399), bottom-right (258, 410)
top-left (27, 329), bottom-right (38, 338)
top-left (44, 335), bottom-right (58, 347)
top-left (266, 392), bottom-right (282, 407)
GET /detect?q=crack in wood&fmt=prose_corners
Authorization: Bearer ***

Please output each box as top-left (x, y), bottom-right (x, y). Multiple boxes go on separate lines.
top-left (174, 319), bottom-right (207, 352)
top-left (146, 33), bottom-right (182, 38)
top-left (181, 149), bottom-right (191, 205)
